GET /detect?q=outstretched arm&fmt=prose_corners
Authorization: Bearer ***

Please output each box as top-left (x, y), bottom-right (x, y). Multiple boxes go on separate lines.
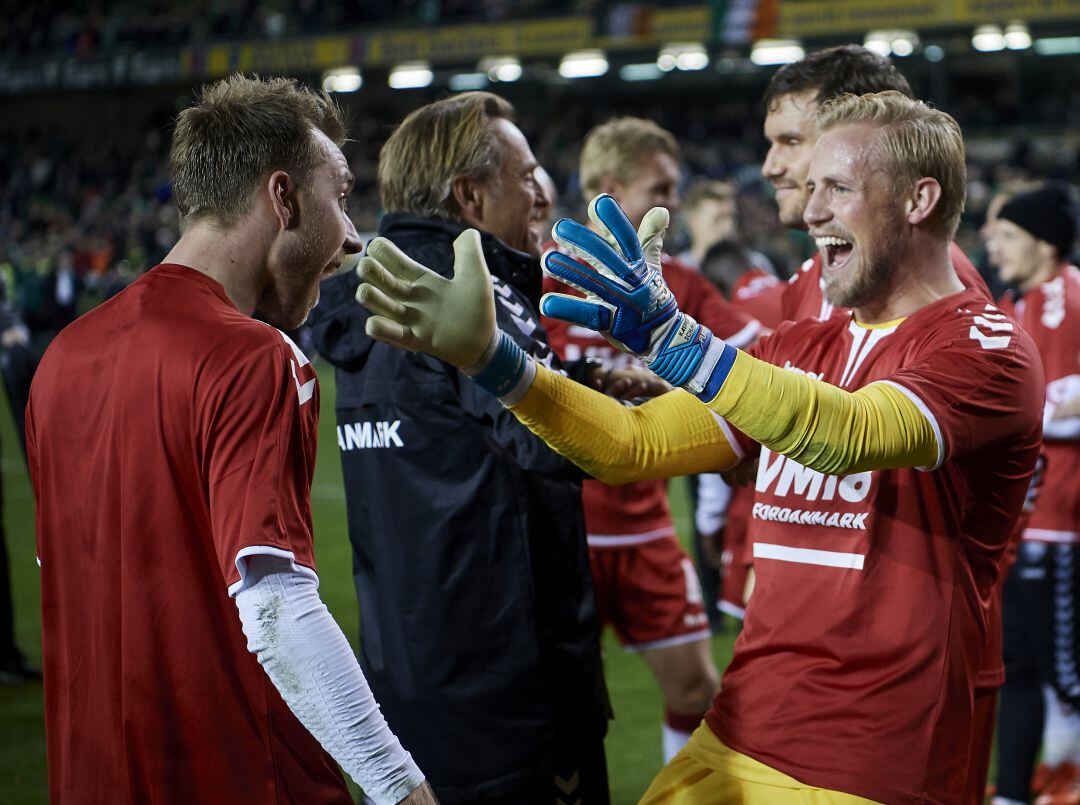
top-left (355, 204), bottom-right (937, 479)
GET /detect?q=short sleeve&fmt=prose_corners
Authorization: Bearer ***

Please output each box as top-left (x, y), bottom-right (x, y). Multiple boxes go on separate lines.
top-left (880, 320), bottom-right (1044, 468)
top-left (200, 338), bottom-right (320, 594)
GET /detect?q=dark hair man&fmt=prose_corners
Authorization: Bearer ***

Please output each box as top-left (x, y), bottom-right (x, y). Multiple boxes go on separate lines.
top-left (356, 91), bottom-right (1043, 804)
top-left (308, 92), bottom-right (611, 804)
top-left (26, 75), bottom-right (435, 804)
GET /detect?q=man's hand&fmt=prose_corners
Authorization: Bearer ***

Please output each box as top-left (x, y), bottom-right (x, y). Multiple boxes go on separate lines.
top-left (356, 231), bottom-right (496, 368)
top-left (588, 364), bottom-right (673, 400)
top-left (399, 780), bottom-right (439, 804)
top-left (542, 194), bottom-right (729, 394)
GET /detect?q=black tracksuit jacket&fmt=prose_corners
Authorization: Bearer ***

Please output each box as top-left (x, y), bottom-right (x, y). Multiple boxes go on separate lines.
top-left (308, 214), bottom-right (608, 802)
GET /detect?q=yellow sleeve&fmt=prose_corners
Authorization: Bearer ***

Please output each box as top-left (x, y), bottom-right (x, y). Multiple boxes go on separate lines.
top-left (509, 363), bottom-right (740, 485)
top-left (704, 350), bottom-right (938, 474)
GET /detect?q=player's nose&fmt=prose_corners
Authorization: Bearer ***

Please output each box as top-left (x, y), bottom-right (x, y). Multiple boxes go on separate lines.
top-left (342, 214), bottom-right (362, 254)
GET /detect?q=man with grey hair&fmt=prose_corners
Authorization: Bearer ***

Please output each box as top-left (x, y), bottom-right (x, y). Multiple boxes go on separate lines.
top-left (309, 92), bottom-right (614, 804)
top-left (27, 74), bottom-right (434, 804)
top-left (354, 91), bottom-right (1042, 803)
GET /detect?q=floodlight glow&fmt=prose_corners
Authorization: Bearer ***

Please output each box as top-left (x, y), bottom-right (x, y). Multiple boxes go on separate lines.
top-left (1034, 35), bottom-right (1080, 55)
top-left (863, 36), bottom-right (892, 57)
top-left (388, 62), bottom-right (433, 89)
top-left (658, 43), bottom-right (709, 72)
top-left (322, 68), bottom-right (362, 93)
top-left (750, 40), bottom-right (805, 66)
top-left (620, 63), bottom-right (664, 82)
top-left (448, 72), bottom-right (488, 91)
top-left (972, 25), bottom-right (1006, 52)
top-left (480, 57), bottom-right (522, 83)
top-left (891, 37), bottom-right (915, 57)
top-left (924, 44), bottom-right (945, 61)
top-left (559, 50), bottom-right (608, 79)
top-left (676, 51), bottom-right (709, 71)
top-left (1005, 22), bottom-right (1032, 50)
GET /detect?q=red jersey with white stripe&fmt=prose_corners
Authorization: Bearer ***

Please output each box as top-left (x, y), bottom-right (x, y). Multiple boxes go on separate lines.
top-left (543, 249), bottom-right (761, 544)
top-left (27, 264), bottom-right (350, 804)
top-left (782, 241), bottom-right (992, 322)
top-left (706, 288), bottom-right (1043, 804)
top-left (1011, 265), bottom-right (1080, 544)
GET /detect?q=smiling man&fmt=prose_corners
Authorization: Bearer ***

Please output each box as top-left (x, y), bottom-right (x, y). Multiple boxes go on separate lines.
top-left (308, 92), bottom-right (612, 804)
top-left (354, 91), bottom-right (1043, 804)
top-left (27, 75), bottom-right (435, 804)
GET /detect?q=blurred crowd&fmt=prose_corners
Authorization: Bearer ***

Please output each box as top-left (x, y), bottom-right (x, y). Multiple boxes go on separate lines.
top-left (0, 0), bottom-right (693, 57)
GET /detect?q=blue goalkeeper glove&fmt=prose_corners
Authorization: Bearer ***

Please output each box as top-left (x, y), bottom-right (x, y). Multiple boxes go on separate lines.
top-left (542, 194), bottom-right (737, 400)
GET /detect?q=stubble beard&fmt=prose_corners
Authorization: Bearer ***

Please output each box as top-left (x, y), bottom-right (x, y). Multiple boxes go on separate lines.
top-left (824, 235), bottom-right (901, 310)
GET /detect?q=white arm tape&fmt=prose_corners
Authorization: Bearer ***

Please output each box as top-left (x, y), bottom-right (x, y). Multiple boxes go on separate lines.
top-left (234, 555), bottom-right (424, 804)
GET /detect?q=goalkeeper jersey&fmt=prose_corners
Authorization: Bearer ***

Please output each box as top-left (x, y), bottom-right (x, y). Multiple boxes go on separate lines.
top-left (27, 264), bottom-right (350, 804)
top-left (706, 287), bottom-right (1042, 804)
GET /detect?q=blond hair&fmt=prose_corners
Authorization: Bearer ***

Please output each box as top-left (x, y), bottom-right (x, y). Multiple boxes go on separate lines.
top-left (170, 74), bottom-right (346, 226)
top-left (816, 91), bottom-right (966, 239)
top-left (579, 117), bottom-right (679, 200)
top-left (378, 92), bottom-right (514, 218)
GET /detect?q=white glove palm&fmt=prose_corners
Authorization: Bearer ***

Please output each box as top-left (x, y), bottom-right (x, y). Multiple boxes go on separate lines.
top-left (355, 230), bottom-right (496, 368)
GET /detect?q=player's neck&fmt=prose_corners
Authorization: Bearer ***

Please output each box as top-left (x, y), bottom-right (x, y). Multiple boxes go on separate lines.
top-left (163, 219), bottom-right (270, 317)
top-left (853, 240), bottom-right (961, 325)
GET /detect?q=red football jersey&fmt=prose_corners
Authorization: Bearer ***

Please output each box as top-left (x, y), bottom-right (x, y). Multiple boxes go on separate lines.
top-left (1012, 264), bottom-right (1080, 543)
top-left (705, 288), bottom-right (1043, 803)
top-left (542, 250), bottom-right (761, 542)
top-left (731, 269), bottom-right (785, 330)
top-left (27, 265), bottom-right (350, 804)
top-left (782, 241), bottom-right (992, 322)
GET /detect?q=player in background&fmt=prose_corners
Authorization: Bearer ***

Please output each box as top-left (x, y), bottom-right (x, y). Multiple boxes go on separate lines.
top-left (25, 75), bottom-right (435, 804)
top-left (986, 185), bottom-right (1080, 805)
top-left (540, 117), bottom-right (761, 762)
top-left (694, 238), bottom-right (785, 632)
top-left (678, 180), bottom-right (777, 278)
top-left (355, 90), bottom-right (1043, 804)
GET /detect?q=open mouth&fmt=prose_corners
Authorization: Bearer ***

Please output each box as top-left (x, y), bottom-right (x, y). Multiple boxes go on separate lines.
top-left (815, 235), bottom-right (854, 271)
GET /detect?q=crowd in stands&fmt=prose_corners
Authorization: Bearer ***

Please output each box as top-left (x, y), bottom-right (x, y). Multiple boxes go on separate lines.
top-left (1, 86), bottom-right (1076, 354)
top-left (0, 0), bottom-right (701, 57)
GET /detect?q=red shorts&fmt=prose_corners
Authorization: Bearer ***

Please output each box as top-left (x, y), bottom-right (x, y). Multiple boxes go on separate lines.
top-left (588, 533), bottom-right (711, 650)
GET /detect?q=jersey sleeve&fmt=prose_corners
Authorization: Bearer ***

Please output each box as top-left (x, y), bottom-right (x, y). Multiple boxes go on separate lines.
top-left (881, 312), bottom-right (1044, 467)
top-left (200, 339), bottom-right (320, 594)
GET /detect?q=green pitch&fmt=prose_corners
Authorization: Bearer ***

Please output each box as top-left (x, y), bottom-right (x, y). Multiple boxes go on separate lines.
top-left (0, 368), bottom-right (737, 804)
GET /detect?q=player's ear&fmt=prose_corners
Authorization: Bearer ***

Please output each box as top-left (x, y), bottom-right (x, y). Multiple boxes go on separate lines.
top-left (906, 177), bottom-right (942, 228)
top-left (451, 176), bottom-right (485, 228)
top-left (267, 170), bottom-right (300, 231)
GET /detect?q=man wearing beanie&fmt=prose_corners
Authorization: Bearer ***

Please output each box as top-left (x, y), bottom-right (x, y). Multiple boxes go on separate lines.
top-left (989, 183), bottom-right (1080, 805)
